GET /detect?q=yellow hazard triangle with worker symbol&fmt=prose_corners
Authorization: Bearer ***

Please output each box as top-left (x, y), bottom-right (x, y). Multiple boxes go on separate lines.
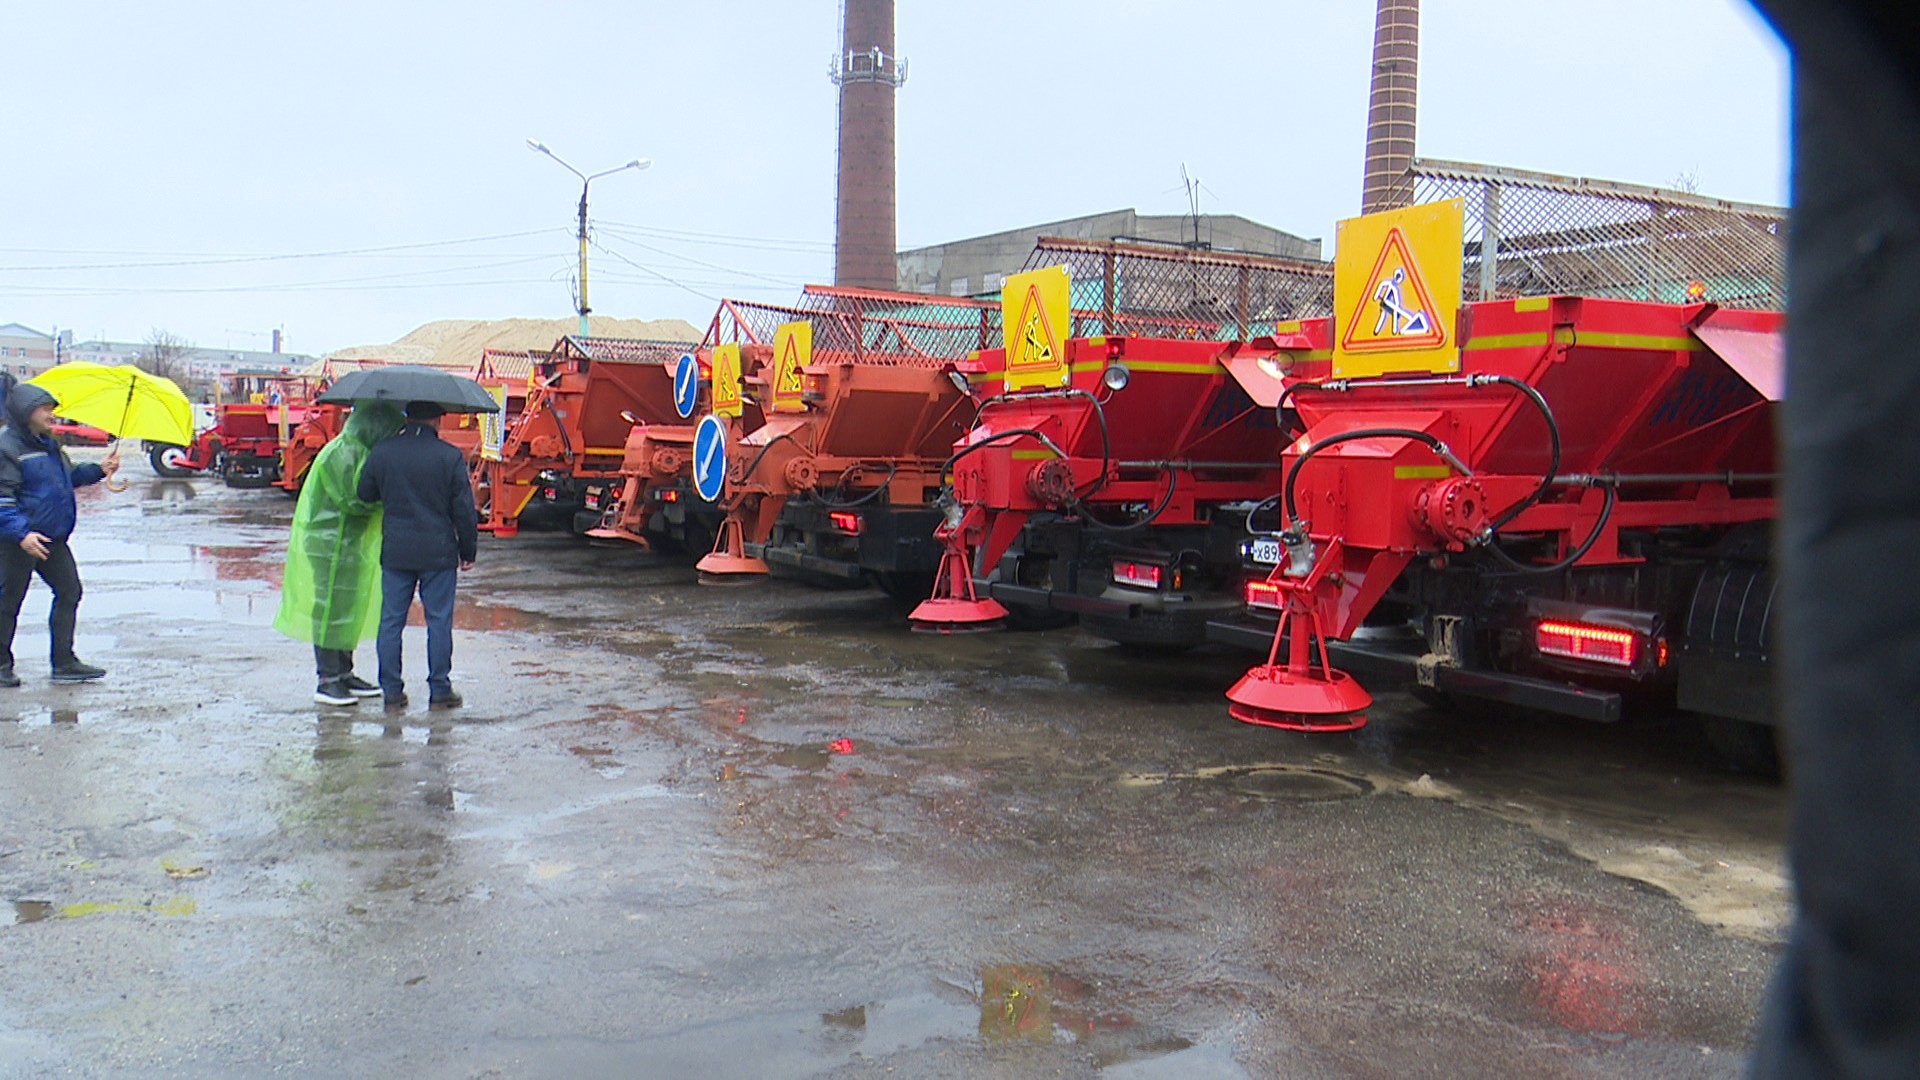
top-left (771, 320), bottom-right (810, 413)
top-left (1332, 199), bottom-right (1464, 378)
top-left (1002, 265), bottom-right (1071, 391)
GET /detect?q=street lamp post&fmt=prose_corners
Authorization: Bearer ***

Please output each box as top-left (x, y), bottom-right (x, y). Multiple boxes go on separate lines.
top-left (527, 140), bottom-right (650, 337)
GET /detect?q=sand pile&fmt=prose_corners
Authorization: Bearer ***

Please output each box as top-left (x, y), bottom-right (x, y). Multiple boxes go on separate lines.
top-left (326, 315), bottom-right (701, 367)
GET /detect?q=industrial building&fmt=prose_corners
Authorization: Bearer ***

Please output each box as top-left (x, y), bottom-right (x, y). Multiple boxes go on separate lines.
top-left (895, 210), bottom-right (1323, 299)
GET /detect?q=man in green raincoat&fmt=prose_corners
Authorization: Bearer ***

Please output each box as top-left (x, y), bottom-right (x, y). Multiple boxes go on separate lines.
top-left (274, 401), bottom-right (404, 706)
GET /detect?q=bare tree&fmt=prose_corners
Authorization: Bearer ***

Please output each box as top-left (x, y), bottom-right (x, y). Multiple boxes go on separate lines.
top-left (139, 329), bottom-right (194, 383)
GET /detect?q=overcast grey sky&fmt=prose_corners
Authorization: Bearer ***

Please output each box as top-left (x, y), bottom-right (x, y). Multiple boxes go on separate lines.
top-left (1, 1), bottom-right (1788, 355)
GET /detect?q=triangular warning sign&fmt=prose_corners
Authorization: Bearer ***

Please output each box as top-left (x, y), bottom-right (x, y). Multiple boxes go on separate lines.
top-left (777, 335), bottom-right (804, 393)
top-left (1341, 226), bottom-right (1448, 354)
top-left (1009, 284), bottom-right (1060, 371)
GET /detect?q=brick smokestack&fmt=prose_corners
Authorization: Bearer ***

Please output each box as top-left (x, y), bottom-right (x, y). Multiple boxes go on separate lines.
top-left (1361, 0), bottom-right (1418, 215)
top-left (832, 0), bottom-right (905, 290)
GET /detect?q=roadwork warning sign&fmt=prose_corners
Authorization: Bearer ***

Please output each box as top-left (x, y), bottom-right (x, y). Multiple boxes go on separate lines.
top-left (710, 343), bottom-right (744, 418)
top-left (1333, 199), bottom-right (1464, 378)
top-left (771, 321), bottom-right (810, 413)
top-left (1002, 265), bottom-right (1071, 392)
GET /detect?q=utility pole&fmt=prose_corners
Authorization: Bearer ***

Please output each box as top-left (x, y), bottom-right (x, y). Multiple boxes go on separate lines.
top-left (527, 140), bottom-right (651, 337)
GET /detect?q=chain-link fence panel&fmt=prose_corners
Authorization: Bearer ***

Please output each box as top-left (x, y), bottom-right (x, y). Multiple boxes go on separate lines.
top-left (553, 338), bottom-right (700, 366)
top-left (1410, 158), bottom-right (1786, 309)
top-left (1023, 238), bottom-right (1335, 340)
top-left (704, 287), bottom-right (1002, 367)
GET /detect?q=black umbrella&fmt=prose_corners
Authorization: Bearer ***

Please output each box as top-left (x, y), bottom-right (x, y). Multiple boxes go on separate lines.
top-left (317, 365), bottom-right (501, 413)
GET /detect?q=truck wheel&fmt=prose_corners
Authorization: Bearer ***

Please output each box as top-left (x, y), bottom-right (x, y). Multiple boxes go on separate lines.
top-left (1082, 609), bottom-right (1201, 651)
top-left (148, 444), bottom-right (197, 478)
top-left (1702, 716), bottom-right (1784, 778)
top-left (871, 572), bottom-right (936, 613)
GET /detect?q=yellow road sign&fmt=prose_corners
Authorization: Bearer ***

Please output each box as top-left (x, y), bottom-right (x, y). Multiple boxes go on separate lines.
top-left (1333, 199), bottom-right (1464, 378)
top-left (1002, 265), bottom-right (1071, 391)
top-left (710, 343), bottom-right (744, 418)
top-left (771, 321), bottom-right (811, 413)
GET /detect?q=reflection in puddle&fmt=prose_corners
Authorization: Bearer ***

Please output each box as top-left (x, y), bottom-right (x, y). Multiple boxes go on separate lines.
top-left (977, 964), bottom-right (1199, 1067)
top-left (8, 901), bottom-right (53, 926)
top-left (1523, 901), bottom-right (1649, 1037)
top-left (0, 710), bottom-right (83, 725)
top-left (144, 480), bottom-right (196, 506)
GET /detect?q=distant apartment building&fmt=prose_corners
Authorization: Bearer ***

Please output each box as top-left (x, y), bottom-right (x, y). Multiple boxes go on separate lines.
top-left (0, 323), bottom-right (65, 378)
top-left (63, 340), bottom-right (316, 386)
top-left (896, 209), bottom-right (1324, 298)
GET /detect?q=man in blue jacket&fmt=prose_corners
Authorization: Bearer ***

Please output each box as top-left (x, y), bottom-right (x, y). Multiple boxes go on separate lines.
top-left (0, 380), bottom-right (119, 686)
top-left (355, 401), bottom-right (477, 710)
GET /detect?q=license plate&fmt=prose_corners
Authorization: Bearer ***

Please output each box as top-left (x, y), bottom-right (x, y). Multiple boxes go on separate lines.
top-left (1248, 537), bottom-right (1281, 565)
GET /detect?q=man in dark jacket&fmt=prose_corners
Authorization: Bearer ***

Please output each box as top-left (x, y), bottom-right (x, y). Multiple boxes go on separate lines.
top-left (0, 380), bottom-right (119, 686)
top-left (355, 401), bottom-right (477, 710)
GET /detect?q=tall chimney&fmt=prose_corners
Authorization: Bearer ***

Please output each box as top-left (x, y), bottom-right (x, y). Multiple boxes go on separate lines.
top-left (832, 0), bottom-right (906, 290)
top-left (1361, 0), bottom-right (1419, 215)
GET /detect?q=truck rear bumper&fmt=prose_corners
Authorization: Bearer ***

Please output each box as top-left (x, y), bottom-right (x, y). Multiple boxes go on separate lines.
top-left (1205, 617), bottom-right (1624, 723)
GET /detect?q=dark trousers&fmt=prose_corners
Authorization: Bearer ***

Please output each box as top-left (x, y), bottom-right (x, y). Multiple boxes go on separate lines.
top-left (314, 646), bottom-right (356, 683)
top-left (377, 567), bottom-right (456, 698)
top-left (0, 538), bottom-right (82, 671)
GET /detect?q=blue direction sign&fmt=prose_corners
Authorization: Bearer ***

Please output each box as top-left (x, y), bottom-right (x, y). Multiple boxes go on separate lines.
top-left (672, 353), bottom-right (699, 419)
top-left (693, 413), bottom-right (727, 503)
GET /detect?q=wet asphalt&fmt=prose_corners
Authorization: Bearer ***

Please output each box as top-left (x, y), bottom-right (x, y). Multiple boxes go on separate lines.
top-left (0, 454), bottom-right (1789, 1078)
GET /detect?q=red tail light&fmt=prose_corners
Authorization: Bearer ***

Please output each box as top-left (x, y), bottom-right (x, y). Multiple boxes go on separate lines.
top-left (1536, 620), bottom-right (1638, 668)
top-left (828, 511), bottom-right (861, 534)
top-left (1112, 561), bottom-right (1162, 589)
top-left (652, 487), bottom-right (680, 504)
top-left (1245, 579), bottom-right (1284, 610)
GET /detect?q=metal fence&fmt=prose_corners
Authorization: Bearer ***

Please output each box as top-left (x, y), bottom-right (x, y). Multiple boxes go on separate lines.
top-left (1409, 158), bottom-right (1787, 309)
top-left (704, 286), bottom-right (1002, 367)
top-left (1021, 237), bottom-right (1335, 340)
top-left (551, 337), bottom-right (703, 366)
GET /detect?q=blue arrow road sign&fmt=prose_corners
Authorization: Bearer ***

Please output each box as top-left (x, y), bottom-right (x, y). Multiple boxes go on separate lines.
top-left (675, 355), bottom-right (706, 418)
top-left (673, 353), bottom-right (699, 418)
top-left (693, 414), bottom-right (727, 502)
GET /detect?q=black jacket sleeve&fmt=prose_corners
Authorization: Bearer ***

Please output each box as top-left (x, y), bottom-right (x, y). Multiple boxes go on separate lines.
top-left (0, 445), bottom-right (25, 544)
top-left (357, 451), bottom-right (382, 505)
top-left (451, 454), bottom-right (478, 564)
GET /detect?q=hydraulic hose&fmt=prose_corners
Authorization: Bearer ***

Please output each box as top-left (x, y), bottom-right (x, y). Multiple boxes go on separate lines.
top-left (972, 387), bottom-right (1111, 500)
top-left (1477, 374), bottom-right (1560, 530)
top-left (1272, 373), bottom-right (1561, 530)
top-left (1283, 427), bottom-right (1474, 528)
top-left (1069, 469), bottom-right (1180, 534)
top-left (1485, 480), bottom-right (1618, 575)
top-left (1244, 493), bottom-right (1285, 537)
top-left (815, 461), bottom-right (899, 509)
top-left (941, 427), bottom-right (1072, 476)
top-left (736, 431), bottom-right (797, 487)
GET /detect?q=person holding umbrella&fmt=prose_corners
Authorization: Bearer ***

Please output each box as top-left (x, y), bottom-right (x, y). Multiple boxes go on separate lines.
top-left (325, 367), bottom-right (496, 711)
top-left (273, 400), bottom-right (405, 706)
top-left (0, 376), bottom-right (120, 686)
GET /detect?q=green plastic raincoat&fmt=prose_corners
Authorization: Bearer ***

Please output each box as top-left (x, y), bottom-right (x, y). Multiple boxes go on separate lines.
top-left (273, 401), bottom-right (405, 648)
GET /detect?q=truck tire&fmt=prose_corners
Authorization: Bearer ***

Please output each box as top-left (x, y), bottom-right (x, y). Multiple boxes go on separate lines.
top-left (1081, 609), bottom-right (1204, 652)
top-left (1702, 716), bottom-right (1784, 778)
top-left (148, 444), bottom-right (197, 478)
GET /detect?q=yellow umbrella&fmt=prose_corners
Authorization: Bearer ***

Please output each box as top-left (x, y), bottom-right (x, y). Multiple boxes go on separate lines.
top-left (29, 361), bottom-right (196, 492)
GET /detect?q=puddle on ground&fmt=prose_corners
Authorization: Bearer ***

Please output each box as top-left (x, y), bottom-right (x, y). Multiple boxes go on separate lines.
top-left (1120, 762), bottom-right (1377, 803)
